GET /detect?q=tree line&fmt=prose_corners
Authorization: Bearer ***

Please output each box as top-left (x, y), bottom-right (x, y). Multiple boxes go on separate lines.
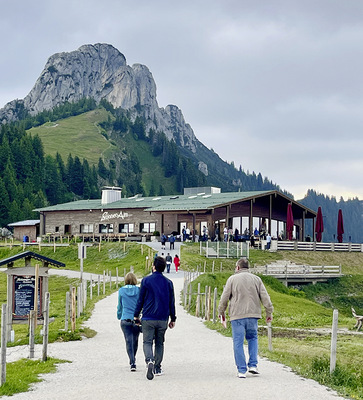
top-left (1, 97), bottom-right (362, 242)
top-left (300, 190), bottom-right (363, 243)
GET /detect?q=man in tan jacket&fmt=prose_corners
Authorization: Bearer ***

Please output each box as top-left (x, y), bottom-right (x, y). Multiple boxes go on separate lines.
top-left (218, 258), bottom-right (273, 378)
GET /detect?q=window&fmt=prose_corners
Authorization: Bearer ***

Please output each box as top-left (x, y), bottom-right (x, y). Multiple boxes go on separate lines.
top-left (64, 225), bottom-right (71, 234)
top-left (55, 226), bottom-right (60, 233)
top-left (119, 223), bottom-right (134, 233)
top-left (99, 224), bottom-right (114, 234)
top-left (80, 224), bottom-right (94, 234)
top-left (140, 222), bottom-right (156, 233)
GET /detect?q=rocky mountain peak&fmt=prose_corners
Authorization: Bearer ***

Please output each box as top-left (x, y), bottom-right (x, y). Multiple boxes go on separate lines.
top-left (0, 43), bottom-right (198, 152)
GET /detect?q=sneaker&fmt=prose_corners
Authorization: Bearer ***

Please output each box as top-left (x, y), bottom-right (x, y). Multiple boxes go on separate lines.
top-left (248, 367), bottom-right (259, 375)
top-left (130, 364), bottom-right (136, 372)
top-left (146, 361), bottom-right (154, 380)
top-left (237, 372), bottom-right (247, 378)
top-left (154, 367), bottom-right (164, 376)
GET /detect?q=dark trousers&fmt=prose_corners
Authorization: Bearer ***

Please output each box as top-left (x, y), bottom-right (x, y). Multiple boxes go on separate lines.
top-left (121, 320), bottom-right (140, 365)
top-left (141, 319), bottom-right (168, 369)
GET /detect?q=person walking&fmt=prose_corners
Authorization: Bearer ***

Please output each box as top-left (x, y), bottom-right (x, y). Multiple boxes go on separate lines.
top-left (173, 254), bottom-right (180, 273)
top-left (266, 232), bottom-right (271, 250)
top-left (218, 258), bottom-right (273, 378)
top-left (117, 272), bottom-right (141, 371)
top-left (134, 256), bottom-right (177, 380)
top-left (165, 253), bottom-right (172, 273)
top-left (169, 234), bottom-right (175, 249)
top-left (161, 233), bottom-right (167, 250)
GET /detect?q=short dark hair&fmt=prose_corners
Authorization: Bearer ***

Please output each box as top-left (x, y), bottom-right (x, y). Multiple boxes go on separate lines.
top-left (154, 256), bottom-right (166, 272)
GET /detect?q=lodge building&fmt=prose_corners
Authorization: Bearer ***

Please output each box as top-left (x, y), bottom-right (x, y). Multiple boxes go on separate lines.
top-left (34, 187), bottom-right (317, 242)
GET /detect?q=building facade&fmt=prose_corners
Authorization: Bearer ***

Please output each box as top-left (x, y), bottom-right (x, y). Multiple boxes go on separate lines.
top-left (34, 187), bottom-right (317, 242)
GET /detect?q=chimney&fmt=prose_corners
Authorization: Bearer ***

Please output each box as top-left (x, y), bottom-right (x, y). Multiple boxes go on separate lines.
top-left (101, 186), bottom-right (122, 205)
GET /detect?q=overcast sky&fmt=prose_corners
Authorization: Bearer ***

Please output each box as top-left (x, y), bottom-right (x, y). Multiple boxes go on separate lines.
top-left (1, 0), bottom-right (363, 201)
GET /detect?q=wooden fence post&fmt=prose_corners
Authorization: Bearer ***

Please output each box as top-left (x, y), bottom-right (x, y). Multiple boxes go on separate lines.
top-left (77, 286), bottom-right (82, 317)
top-left (330, 309), bottom-right (338, 373)
top-left (97, 275), bottom-right (100, 296)
top-left (204, 286), bottom-right (208, 320)
top-left (29, 310), bottom-right (36, 359)
top-left (267, 322), bottom-right (273, 351)
top-left (42, 292), bottom-right (50, 361)
top-left (1, 303), bottom-right (7, 385)
top-left (213, 287), bottom-right (218, 322)
top-left (183, 278), bottom-right (188, 307)
top-left (196, 283), bottom-right (201, 317)
top-left (207, 286), bottom-right (212, 321)
top-left (71, 287), bottom-right (76, 332)
top-left (65, 291), bottom-right (70, 331)
top-left (90, 276), bottom-right (93, 300)
top-left (103, 271), bottom-right (106, 295)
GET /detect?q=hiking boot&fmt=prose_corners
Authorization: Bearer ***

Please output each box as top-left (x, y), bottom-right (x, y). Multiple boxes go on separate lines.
top-left (248, 367), bottom-right (259, 374)
top-left (146, 361), bottom-right (154, 380)
top-left (130, 364), bottom-right (136, 372)
top-left (237, 372), bottom-right (247, 378)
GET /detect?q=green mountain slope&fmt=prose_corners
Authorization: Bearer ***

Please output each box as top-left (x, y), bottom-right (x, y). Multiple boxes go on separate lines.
top-left (28, 108), bottom-right (116, 165)
top-left (27, 107), bottom-right (179, 196)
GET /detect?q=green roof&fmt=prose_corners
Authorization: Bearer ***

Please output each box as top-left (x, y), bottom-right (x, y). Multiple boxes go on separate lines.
top-left (34, 190), bottom-right (316, 218)
top-left (35, 190), bottom-right (277, 213)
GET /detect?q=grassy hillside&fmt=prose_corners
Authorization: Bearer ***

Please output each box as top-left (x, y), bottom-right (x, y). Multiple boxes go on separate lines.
top-left (27, 108), bottom-right (179, 195)
top-left (28, 108), bottom-right (116, 165)
top-left (121, 133), bottom-right (178, 195)
top-left (1, 243), bottom-right (362, 398)
top-left (179, 244), bottom-right (363, 399)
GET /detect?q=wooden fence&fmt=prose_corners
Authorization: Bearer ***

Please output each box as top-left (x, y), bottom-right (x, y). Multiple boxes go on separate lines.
top-left (183, 271), bottom-right (219, 322)
top-left (276, 241), bottom-right (363, 252)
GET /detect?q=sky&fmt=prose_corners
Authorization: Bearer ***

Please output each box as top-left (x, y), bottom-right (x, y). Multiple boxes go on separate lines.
top-left (1, 0), bottom-right (363, 201)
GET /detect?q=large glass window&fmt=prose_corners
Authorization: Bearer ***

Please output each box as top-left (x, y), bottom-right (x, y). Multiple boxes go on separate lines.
top-left (119, 223), bottom-right (134, 233)
top-left (99, 224), bottom-right (114, 233)
top-left (80, 224), bottom-right (94, 234)
top-left (140, 222), bottom-right (156, 233)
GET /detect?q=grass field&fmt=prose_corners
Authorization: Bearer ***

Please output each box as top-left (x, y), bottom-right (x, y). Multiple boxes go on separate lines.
top-left (1, 242), bottom-right (362, 398)
top-left (28, 108), bottom-right (116, 165)
top-left (180, 243), bottom-right (363, 399)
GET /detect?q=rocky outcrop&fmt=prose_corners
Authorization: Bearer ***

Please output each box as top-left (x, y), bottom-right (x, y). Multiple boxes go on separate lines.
top-left (198, 161), bottom-right (209, 176)
top-left (0, 43), bottom-right (198, 152)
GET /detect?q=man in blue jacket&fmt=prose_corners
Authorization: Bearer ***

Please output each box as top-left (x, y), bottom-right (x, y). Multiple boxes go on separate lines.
top-left (134, 256), bottom-right (176, 380)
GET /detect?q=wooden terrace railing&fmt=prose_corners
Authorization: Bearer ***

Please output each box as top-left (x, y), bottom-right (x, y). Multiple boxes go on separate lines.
top-left (275, 240), bottom-right (363, 252)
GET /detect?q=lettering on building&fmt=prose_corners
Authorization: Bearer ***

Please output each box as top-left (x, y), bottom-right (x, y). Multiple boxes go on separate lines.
top-left (100, 211), bottom-right (131, 222)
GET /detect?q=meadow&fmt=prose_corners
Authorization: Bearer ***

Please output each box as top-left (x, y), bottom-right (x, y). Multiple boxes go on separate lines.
top-left (0, 241), bottom-right (362, 398)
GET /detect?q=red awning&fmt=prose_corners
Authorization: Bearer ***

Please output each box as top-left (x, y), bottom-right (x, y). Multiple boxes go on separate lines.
top-left (286, 203), bottom-right (294, 241)
top-left (315, 206), bottom-right (324, 242)
top-left (337, 209), bottom-right (344, 243)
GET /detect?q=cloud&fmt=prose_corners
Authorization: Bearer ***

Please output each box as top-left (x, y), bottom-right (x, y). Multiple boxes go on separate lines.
top-left (1, 0), bottom-right (363, 200)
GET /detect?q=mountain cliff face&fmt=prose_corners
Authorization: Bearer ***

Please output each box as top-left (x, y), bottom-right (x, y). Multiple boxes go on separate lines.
top-left (0, 43), bottom-right (198, 152)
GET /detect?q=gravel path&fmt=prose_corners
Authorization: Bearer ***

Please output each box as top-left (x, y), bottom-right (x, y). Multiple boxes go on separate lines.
top-left (2, 243), bottom-right (347, 399)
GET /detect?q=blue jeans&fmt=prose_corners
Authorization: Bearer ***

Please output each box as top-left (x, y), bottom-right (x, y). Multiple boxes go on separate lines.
top-left (231, 318), bottom-right (258, 373)
top-left (121, 320), bottom-right (140, 366)
top-left (141, 320), bottom-right (168, 369)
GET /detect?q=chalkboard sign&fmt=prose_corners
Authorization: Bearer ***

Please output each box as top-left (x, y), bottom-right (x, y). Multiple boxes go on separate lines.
top-left (13, 276), bottom-right (41, 319)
